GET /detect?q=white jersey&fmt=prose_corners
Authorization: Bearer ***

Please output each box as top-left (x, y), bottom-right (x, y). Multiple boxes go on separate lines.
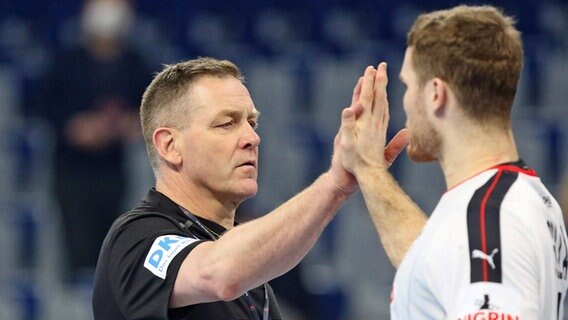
top-left (391, 163), bottom-right (568, 320)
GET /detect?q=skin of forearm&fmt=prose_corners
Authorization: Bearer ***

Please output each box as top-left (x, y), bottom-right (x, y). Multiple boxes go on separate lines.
top-left (356, 166), bottom-right (427, 268)
top-left (203, 172), bottom-right (351, 295)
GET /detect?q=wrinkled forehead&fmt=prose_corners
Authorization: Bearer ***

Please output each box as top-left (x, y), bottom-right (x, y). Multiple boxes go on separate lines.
top-left (186, 75), bottom-right (259, 118)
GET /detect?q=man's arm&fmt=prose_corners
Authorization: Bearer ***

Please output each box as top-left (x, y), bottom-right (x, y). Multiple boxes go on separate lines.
top-left (170, 65), bottom-right (413, 308)
top-left (168, 77), bottom-right (367, 308)
top-left (339, 63), bottom-right (427, 268)
top-left (355, 166), bottom-right (427, 268)
top-left (170, 171), bottom-right (353, 307)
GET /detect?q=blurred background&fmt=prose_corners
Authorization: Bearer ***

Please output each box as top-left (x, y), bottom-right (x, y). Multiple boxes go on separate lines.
top-left (0, 0), bottom-right (567, 319)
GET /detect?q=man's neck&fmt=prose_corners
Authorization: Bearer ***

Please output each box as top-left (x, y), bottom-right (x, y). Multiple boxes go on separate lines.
top-left (155, 177), bottom-right (237, 230)
top-left (440, 127), bottom-right (519, 190)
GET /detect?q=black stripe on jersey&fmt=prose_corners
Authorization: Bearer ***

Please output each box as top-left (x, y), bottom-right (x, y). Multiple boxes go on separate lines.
top-left (467, 169), bottom-right (519, 283)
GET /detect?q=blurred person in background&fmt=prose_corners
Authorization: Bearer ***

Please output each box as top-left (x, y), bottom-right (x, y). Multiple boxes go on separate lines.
top-left (35, 0), bottom-right (150, 282)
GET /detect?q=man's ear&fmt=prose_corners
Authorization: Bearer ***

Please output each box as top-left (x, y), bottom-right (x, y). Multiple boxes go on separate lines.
top-left (430, 77), bottom-right (448, 117)
top-left (153, 127), bottom-right (182, 166)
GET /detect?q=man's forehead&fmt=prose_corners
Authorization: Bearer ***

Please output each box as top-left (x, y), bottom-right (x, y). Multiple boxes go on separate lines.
top-left (190, 75), bottom-right (247, 96)
top-left (213, 104), bottom-right (260, 118)
top-left (188, 76), bottom-right (257, 112)
top-left (401, 48), bottom-right (411, 66)
top-left (399, 48), bottom-right (413, 78)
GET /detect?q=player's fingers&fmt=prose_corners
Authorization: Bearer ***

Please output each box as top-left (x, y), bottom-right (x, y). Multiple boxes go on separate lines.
top-left (377, 62), bottom-right (388, 87)
top-left (373, 62), bottom-right (389, 116)
top-left (384, 129), bottom-right (409, 167)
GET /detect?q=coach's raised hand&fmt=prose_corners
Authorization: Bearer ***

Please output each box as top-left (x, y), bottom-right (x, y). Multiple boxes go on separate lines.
top-left (337, 63), bottom-right (425, 268)
top-left (340, 63), bottom-right (408, 175)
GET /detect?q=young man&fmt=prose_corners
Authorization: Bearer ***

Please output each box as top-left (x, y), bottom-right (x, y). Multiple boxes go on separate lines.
top-left (339, 5), bottom-right (568, 320)
top-left (92, 57), bottom-right (410, 319)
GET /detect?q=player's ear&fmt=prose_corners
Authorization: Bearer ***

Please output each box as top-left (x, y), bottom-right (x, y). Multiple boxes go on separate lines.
top-left (430, 77), bottom-right (448, 117)
top-left (153, 127), bottom-right (182, 166)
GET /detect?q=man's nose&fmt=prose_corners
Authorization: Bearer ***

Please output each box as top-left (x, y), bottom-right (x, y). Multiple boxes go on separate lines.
top-left (241, 124), bottom-right (261, 149)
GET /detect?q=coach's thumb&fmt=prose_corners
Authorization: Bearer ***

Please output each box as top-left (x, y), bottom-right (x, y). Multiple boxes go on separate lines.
top-left (342, 107), bottom-right (356, 129)
top-left (340, 107), bottom-right (356, 146)
top-left (344, 106), bottom-right (358, 122)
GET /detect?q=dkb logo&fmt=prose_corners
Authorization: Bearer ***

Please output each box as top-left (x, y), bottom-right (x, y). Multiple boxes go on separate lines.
top-left (144, 235), bottom-right (198, 279)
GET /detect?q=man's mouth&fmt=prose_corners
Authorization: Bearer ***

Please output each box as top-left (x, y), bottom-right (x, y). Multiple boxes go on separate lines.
top-left (238, 160), bottom-right (256, 168)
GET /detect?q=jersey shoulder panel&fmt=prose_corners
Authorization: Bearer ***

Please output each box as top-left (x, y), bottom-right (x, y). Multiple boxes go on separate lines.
top-left (102, 208), bottom-right (205, 319)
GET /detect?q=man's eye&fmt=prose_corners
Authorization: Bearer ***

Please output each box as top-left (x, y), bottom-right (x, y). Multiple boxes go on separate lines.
top-left (249, 120), bottom-right (259, 130)
top-left (220, 121), bottom-right (234, 129)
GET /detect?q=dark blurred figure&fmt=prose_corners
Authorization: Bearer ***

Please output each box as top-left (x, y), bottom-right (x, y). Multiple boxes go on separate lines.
top-left (35, 0), bottom-right (150, 281)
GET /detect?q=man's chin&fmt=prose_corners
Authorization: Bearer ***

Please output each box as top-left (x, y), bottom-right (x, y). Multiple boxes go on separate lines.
top-left (236, 181), bottom-right (258, 199)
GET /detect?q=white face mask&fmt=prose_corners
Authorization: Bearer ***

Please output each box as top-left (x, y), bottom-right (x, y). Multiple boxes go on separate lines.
top-left (82, 0), bottom-right (133, 39)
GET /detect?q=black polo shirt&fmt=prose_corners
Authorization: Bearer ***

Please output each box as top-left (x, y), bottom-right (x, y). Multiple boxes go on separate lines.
top-left (93, 189), bottom-right (282, 319)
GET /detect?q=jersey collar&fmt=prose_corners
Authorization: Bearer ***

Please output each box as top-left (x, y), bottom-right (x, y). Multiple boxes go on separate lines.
top-left (144, 188), bottom-right (229, 237)
top-left (445, 159), bottom-right (537, 194)
top-left (489, 159), bottom-right (537, 177)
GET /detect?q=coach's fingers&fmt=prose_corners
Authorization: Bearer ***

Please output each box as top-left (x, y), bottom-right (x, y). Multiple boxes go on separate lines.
top-left (360, 66), bottom-right (376, 110)
top-left (340, 107), bottom-right (357, 147)
top-left (384, 129), bottom-right (409, 167)
top-left (351, 77), bottom-right (363, 106)
top-left (350, 102), bottom-right (364, 119)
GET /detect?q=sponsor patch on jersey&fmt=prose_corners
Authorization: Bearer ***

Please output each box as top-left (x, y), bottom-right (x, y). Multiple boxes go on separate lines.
top-left (451, 282), bottom-right (521, 320)
top-left (457, 310), bottom-right (519, 320)
top-left (144, 235), bottom-right (199, 279)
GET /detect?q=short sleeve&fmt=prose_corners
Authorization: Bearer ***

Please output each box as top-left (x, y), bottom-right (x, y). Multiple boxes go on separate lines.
top-left (107, 216), bottom-right (206, 319)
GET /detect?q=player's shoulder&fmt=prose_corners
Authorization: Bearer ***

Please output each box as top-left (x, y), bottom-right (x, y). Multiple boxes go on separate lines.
top-left (460, 167), bottom-right (555, 218)
top-left (502, 173), bottom-right (558, 215)
top-left (446, 169), bottom-right (554, 245)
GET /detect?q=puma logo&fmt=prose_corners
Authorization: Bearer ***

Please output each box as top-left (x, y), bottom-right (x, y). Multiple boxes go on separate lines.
top-left (479, 294), bottom-right (491, 310)
top-left (472, 248), bottom-right (499, 270)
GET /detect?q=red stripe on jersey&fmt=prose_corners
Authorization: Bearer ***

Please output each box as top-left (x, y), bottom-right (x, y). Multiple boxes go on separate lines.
top-left (491, 164), bottom-right (537, 177)
top-left (468, 167), bottom-right (517, 283)
top-left (446, 161), bottom-right (536, 194)
top-left (480, 170), bottom-right (503, 281)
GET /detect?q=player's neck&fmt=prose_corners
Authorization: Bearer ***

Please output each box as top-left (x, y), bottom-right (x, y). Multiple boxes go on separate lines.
top-left (155, 177), bottom-right (237, 230)
top-left (440, 126), bottom-right (519, 190)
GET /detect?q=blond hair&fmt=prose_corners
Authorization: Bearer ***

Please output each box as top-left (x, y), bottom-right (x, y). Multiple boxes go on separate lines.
top-left (407, 5), bottom-right (523, 125)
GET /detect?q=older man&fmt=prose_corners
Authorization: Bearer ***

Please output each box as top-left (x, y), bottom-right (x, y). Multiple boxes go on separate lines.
top-left (92, 57), bottom-right (410, 319)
